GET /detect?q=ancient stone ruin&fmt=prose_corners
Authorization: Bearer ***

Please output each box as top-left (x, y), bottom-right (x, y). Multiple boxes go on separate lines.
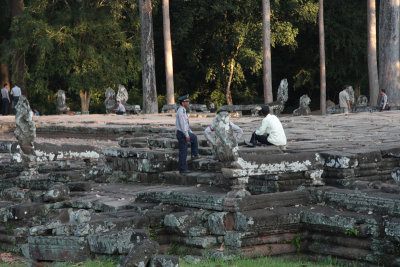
top-left (293, 94), bottom-right (311, 116)
top-left (356, 95), bottom-right (368, 107)
top-left (105, 88), bottom-right (116, 114)
top-left (116, 84), bottom-right (141, 114)
top-left (1, 111), bottom-right (400, 266)
top-left (267, 78), bottom-right (288, 114)
top-left (56, 90), bottom-right (70, 115)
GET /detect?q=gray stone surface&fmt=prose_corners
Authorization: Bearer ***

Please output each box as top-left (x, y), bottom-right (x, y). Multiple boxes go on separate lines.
top-left (105, 88), bottom-right (116, 114)
top-left (149, 255), bottom-right (179, 267)
top-left (117, 85), bottom-right (129, 104)
top-left (118, 239), bottom-right (159, 267)
top-left (14, 96), bottom-right (36, 156)
top-left (293, 94), bottom-right (311, 116)
top-left (357, 95), bottom-right (368, 107)
top-left (43, 182), bottom-right (70, 202)
top-left (56, 90), bottom-right (70, 114)
top-left (213, 111), bottom-right (239, 163)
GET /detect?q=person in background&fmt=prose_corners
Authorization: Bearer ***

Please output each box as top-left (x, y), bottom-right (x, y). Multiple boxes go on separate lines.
top-left (10, 84), bottom-right (21, 114)
top-left (33, 109), bottom-right (40, 116)
top-left (245, 105), bottom-right (287, 147)
top-left (339, 85), bottom-right (351, 114)
top-left (176, 94), bottom-right (199, 174)
top-left (209, 101), bottom-right (215, 113)
top-left (115, 100), bottom-right (126, 115)
top-left (1, 83), bottom-right (10, 116)
top-left (379, 89), bottom-right (390, 112)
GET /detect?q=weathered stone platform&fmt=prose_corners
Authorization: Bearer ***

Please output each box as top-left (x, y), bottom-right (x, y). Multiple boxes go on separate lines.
top-left (1, 111), bottom-right (400, 266)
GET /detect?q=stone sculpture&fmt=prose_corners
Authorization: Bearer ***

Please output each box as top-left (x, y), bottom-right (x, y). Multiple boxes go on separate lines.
top-left (105, 88), bottom-right (116, 114)
top-left (277, 78), bottom-right (289, 104)
top-left (213, 111), bottom-right (239, 163)
top-left (14, 96), bottom-right (36, 156)
top-left (268, 78), bottom-right (288, 114)
top-left (14, 96), bottom-right (38, 175)
top-left (293, 94), bottom-right (311, 116)
top-left (356, 95), bottom-right (368, 107)
top-left (56, 90), bottom-right (70, 114)
top-left (117, 84), bottom-right (129, 104)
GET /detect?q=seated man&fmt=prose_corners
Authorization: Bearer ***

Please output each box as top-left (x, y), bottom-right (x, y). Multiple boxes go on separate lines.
top-left (115, 101), bottom-right (126, 115)
top-left (246, 105), bottom-right (287, 147)
top-left (204, 115), bottom-right (243, 146)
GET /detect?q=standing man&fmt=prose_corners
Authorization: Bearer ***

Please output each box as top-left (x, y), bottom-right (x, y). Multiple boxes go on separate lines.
top-left (245, 105), bottom-right (286, 147)
top-left (1, 84), bottom-right (10, 116)
top-left (379, 89), bottom-right (390, 111)
top-left (10, 84), bottom-right (21, 114)
top-left (209, 101), bottom-right (215, 113)
top-left (339, 85), bottom-right (351, 114)
top-left (176, 94), bottom-right (199, 173)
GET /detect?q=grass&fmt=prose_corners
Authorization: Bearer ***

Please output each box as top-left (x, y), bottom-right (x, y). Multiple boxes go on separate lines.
top-left (180, 256), bottom-right (350, 267)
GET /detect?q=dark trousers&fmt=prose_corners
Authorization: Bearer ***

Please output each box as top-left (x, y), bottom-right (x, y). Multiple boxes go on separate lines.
top-left (176, 131), bottom-right (199, 172)
top-left (13, 96), bottom-right (19, 114)
top-left (116, 111), bottom-right (125, 115)
top-left (250, 131), bottom-right (273, 146)
top-left (2, 98), bottom-right (9, 115)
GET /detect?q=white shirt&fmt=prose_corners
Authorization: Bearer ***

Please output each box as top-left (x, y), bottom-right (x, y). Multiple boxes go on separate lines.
top-left (339, 90), bottom-right (350, 108)
top-left (116, 103), bottom-right (126, 113)
top-left (176, 106), bottom-right (191, 137)
top-left (11, 86), bottom-right (21, 97)
top-left (255, 114), bottom-right (287, 146)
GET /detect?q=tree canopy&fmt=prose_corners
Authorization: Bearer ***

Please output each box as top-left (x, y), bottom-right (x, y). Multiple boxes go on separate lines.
top-left (0, 0), bottom-right (371, 114)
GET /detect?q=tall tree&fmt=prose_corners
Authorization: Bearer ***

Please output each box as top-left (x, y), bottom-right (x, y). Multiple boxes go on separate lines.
top-left (262, 0), bottom-right (273, 104)
top-left (319, 0), bottom-right (326, 114)
top-left (139, 0), bottom-right (158, 113)
top-left (379, 0), bottom-right (400, 106)
top-left (0, 0), bottom-right (11, 88)
top-left (11, 0), bottom-right (26, 95)
top-left (162, 0), bottom-right (175, 105)
top-left (367, 0), bottom-right (379, 106)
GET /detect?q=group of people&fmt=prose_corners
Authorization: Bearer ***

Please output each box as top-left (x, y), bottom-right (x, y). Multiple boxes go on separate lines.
top-left (339, 85), bottom-right (390, 114)
top-left (175, 95), bottom-right (287, 173)
top-left (1, 83), bottom-right (22, 116)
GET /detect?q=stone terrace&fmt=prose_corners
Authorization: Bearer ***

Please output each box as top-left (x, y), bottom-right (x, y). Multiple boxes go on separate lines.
top-left (1, 111), bottom-right (400, 266)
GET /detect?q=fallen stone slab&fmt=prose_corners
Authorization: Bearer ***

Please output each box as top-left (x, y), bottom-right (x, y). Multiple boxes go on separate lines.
top-left (118, 239), bottom-right (159, 267)
top-left (27, 236), bottom-right (90, 261)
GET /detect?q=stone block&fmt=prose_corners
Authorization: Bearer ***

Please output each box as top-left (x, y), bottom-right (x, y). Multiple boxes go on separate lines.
top-left (27, 236), bottom-right (89, 261)
top-left (149, 255), bottom-right (179, 267)
top-left (88, 229), bottom-right (149, 255)
top-left (43, 182), bottom-right (70, 202)
top-left (208, 212), bottom-right (232, 235)
top-left (118, 239), bottom-right (159, 267)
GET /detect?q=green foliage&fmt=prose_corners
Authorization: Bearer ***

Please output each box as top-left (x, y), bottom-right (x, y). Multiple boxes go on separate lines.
top-left (6, 0), bottom-right (142, 114)
top-left (345, 227), bottom-right (359, 237)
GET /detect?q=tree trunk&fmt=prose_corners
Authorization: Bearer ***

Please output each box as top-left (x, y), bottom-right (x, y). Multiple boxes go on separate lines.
top-left (379, 0), bottom-right (400, 106)
top-left (226, 58), bottom-right (234, 105)
top-left (262, 0), bottom-right (273, 103)
top-left (139, 0), bottom-right (158, 113)
top-left (1, 63), bottom-right (10, 88)
top-left (11, 0), bottom-right (26, 96)
top-left (162, 0), bottom-right (175, 105)
top-left (367, 0), bottom-right (379, 106)
top-left (319, 0), bottom-right (327, 115)
top-left (80, 90), bottom-right (91, 114)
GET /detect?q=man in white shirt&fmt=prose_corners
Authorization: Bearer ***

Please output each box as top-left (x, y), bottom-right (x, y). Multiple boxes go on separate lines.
top-left (176, 94), bottom-right (199, 173)
top-left (1, 84), bottom-right (10, 116)
top-left (10, 84), bottom-right (22, 114)
top-left (115, 101), bottom-right (126, 115)
top-left (245, 105), bottom-right (287, 147)
top-left (339, 85), bottom-right (351, 114)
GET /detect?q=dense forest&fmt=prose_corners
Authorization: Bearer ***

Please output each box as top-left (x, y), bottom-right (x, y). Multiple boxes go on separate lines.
top-left (0, 0), bottom-right (379, 114)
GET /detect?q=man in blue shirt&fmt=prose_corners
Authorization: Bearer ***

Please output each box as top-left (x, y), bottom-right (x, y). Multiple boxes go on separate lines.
top-left (379, 89), bottom-right (390, 111)
top-left (176, 94), bottom-right (199, 173)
